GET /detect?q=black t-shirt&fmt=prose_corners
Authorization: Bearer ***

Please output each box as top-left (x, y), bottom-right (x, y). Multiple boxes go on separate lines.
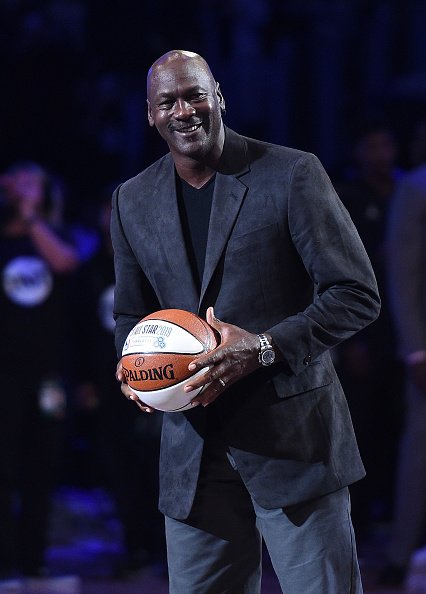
top-left (176, 174), bottom-right (215, 289)
top-left (0, 233), bottom-right (70, 376)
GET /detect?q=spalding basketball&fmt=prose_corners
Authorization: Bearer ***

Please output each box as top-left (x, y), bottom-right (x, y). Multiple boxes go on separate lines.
top-left (121, 309), bottom-right (218, 412)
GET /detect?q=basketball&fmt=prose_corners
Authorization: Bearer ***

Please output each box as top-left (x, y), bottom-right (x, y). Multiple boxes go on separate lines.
top-left (121, 309), bottom-right (218, 412)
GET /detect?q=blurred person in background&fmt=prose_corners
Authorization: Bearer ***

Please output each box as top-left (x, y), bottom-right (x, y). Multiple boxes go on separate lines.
top-left (0, 162), bottom-right (80, 585)
top-left (69, 189), bottom-right (166, 575)
top-left (334, 122), bottom-right (405, 540)
top-left (379, 119), bottom-right (426, 587)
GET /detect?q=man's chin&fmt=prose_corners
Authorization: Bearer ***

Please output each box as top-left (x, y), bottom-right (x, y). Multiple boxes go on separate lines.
top-left (171, 138), bottom-right (208, 159)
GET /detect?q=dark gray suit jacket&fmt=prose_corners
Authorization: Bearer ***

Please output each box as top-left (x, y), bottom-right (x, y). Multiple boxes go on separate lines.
top-left (111, 127), bottom-right (380, 519)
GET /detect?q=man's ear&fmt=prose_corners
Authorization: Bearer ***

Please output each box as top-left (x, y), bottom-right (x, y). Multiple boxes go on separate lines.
top-left (216, 83), bottom-right (226, 115)
top-left (147, 100), bottom-right (155, 127)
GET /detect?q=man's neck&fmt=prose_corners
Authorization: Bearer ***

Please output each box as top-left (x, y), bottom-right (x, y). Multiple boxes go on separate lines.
top-left (175, 162), bottom-right (216, 189)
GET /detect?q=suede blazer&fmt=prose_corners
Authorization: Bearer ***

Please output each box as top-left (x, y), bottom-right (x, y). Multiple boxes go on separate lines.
top-left (111, 127), bottom-right (380, 519)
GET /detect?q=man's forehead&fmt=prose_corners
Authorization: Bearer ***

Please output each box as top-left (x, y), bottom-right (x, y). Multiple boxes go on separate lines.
top-left (148, 53), bottom-right (214, 92)
top-left (152, 58), bottom-right (210, 81)
top-left (148, 52), bottom-right (213, 84)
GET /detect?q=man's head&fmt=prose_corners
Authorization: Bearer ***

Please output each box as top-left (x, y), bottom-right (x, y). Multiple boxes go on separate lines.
top-left (147, 50), bottom-right (225, 164)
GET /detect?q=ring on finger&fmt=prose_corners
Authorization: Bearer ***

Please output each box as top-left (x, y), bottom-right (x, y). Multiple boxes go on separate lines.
top-left (218, 378), bottom-right (226, 388)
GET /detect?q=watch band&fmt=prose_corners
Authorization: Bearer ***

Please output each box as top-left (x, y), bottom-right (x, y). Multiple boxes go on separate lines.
top-left (258, 334), bottom-right (270, 351)
top-left (258, 334), bottom-right (276, 366)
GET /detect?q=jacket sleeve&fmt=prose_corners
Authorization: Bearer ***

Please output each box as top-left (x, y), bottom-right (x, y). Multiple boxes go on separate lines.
top-left (111, 184), bottom-right (160, 358)
top-left (268, 153), bottom-right (381, 375)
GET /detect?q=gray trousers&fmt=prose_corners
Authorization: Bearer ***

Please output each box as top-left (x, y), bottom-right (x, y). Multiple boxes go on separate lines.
top-left (165, 442), bottom-right (363, 594)
top-left (388, 378), bottom-right (426, 567)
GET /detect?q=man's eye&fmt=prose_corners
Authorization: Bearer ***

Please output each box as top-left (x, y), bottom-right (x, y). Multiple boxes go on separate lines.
top-left (191, 94), bottom-right (207, 102)
top-left (158, 101), bottom-right (173, 109)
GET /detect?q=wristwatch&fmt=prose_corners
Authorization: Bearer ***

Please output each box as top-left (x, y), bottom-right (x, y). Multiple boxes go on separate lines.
top-left (258, 334), bottom-right (276, 366)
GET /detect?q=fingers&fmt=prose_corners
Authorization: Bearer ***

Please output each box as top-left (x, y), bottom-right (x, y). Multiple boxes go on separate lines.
top-left (116, 359), bottom-right (124, 382)
top-left (184, 360), bottom-right (229, 408)
top-left (120, 376), bottom-right (154, 413)
top-left (116, 358), bottom-right (154, 413)
top-left (189, 346), bottom-right (224, 374)
top-left (134, 399), bottom-right (155, 414)
top-left (190, 377), bottom-right (228, 407)
top-left (185, 361), bottom-right (226, 392)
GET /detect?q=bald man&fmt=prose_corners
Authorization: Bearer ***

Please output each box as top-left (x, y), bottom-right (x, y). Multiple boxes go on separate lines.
top-left (111, 50), bottom-right (380, 593)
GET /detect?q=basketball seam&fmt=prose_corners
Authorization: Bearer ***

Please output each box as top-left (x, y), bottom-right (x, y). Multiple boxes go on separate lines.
top-left (123, 350), bottom-right (204, 356)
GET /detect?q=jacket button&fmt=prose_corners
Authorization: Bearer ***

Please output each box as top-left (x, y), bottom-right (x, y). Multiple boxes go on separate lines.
top-left (303, 354), bottom-right (312, 366)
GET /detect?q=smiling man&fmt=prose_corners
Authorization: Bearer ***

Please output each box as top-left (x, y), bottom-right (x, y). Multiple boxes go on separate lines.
top-left (111, 50), bottom-right (380, 593)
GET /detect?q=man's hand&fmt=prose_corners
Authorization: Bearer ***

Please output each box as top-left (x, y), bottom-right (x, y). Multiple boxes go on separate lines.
top-left (116, 359), bottom-right (154, 413)
top-left (409, 360), bottom-right (426, 397)
top-left (184, 307), bottom-right (261, 407)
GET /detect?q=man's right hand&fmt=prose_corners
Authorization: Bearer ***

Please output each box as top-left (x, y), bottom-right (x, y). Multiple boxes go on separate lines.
top-left (116, 359), bottom-right (154, 413)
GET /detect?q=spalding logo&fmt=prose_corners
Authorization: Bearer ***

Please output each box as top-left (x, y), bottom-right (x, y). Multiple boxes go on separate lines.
top-left (122, 363), bottom-right (175, 383)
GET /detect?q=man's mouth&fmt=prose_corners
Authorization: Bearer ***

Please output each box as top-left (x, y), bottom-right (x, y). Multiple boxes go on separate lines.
top-left (174, 123), bottom-right (202, 135)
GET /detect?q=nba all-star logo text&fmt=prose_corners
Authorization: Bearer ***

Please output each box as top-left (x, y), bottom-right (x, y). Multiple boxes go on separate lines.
top-left (123, 322), bottom-right (173, 352)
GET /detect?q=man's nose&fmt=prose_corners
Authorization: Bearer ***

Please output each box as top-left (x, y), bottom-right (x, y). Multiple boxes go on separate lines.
top-left (174, 99), bottom-right (196, 119)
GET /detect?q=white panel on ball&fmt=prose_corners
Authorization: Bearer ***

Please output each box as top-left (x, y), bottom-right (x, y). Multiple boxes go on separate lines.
top-left (122, 320), bottom-right (204, 355)
top-left (130, 367), bottom-right (209, 412)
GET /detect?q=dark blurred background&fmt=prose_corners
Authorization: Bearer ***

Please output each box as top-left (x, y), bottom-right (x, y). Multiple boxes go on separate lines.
top-left (1, 0), bottom-right (426, 206)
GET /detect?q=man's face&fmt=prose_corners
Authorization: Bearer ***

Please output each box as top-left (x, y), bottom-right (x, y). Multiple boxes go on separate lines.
top-left (147, 56), bottom-right (225, 162)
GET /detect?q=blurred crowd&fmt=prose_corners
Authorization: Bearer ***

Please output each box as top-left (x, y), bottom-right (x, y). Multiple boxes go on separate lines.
top-left (0, 162), bottom-right (165, 582)
top-left (1, 0), bottom-right (426, 589)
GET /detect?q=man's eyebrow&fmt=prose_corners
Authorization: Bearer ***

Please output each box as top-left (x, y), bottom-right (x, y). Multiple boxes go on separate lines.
top-left (156, 86), bottom-right (208, 99)
top-left (153, 92), bottom-right (173, 101)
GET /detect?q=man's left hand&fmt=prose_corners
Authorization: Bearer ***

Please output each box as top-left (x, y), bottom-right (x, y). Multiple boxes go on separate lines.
top-left (184, 306), bottom-right (261, 407)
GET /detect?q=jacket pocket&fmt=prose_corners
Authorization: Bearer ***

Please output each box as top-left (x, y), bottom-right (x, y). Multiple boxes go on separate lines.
top-left (227, 223), bottom-right (279, 253)
top-left (272, 360), bottom-right (332, 399)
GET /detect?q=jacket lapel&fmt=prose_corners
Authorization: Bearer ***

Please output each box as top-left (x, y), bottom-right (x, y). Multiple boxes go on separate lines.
top-left (199, 175), bottom-right (248, 306)
top-left (150, 156), bottom-right (199, 311)
top-left (199, 129), bottom-right (250, 307)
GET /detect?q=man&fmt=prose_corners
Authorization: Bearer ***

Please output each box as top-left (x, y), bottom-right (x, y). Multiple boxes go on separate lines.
top-left (111, 50), bottom-right (380, 593)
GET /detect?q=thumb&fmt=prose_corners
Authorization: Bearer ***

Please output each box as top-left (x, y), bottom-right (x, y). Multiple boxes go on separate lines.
top-left (206, 306), bottom-right (220, 328)
top-left (206, 306), bottom-right (225, 336)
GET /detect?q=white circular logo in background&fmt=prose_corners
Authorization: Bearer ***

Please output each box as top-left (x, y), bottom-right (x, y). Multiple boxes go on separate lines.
top-left (98, 284), bottom-right (115, 333)
top-left (2, 256), bottom-right (53, 307)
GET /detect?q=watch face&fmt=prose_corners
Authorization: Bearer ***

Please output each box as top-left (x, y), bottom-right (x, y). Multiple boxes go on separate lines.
top-left (261, 349), bottom-right (275, 365)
